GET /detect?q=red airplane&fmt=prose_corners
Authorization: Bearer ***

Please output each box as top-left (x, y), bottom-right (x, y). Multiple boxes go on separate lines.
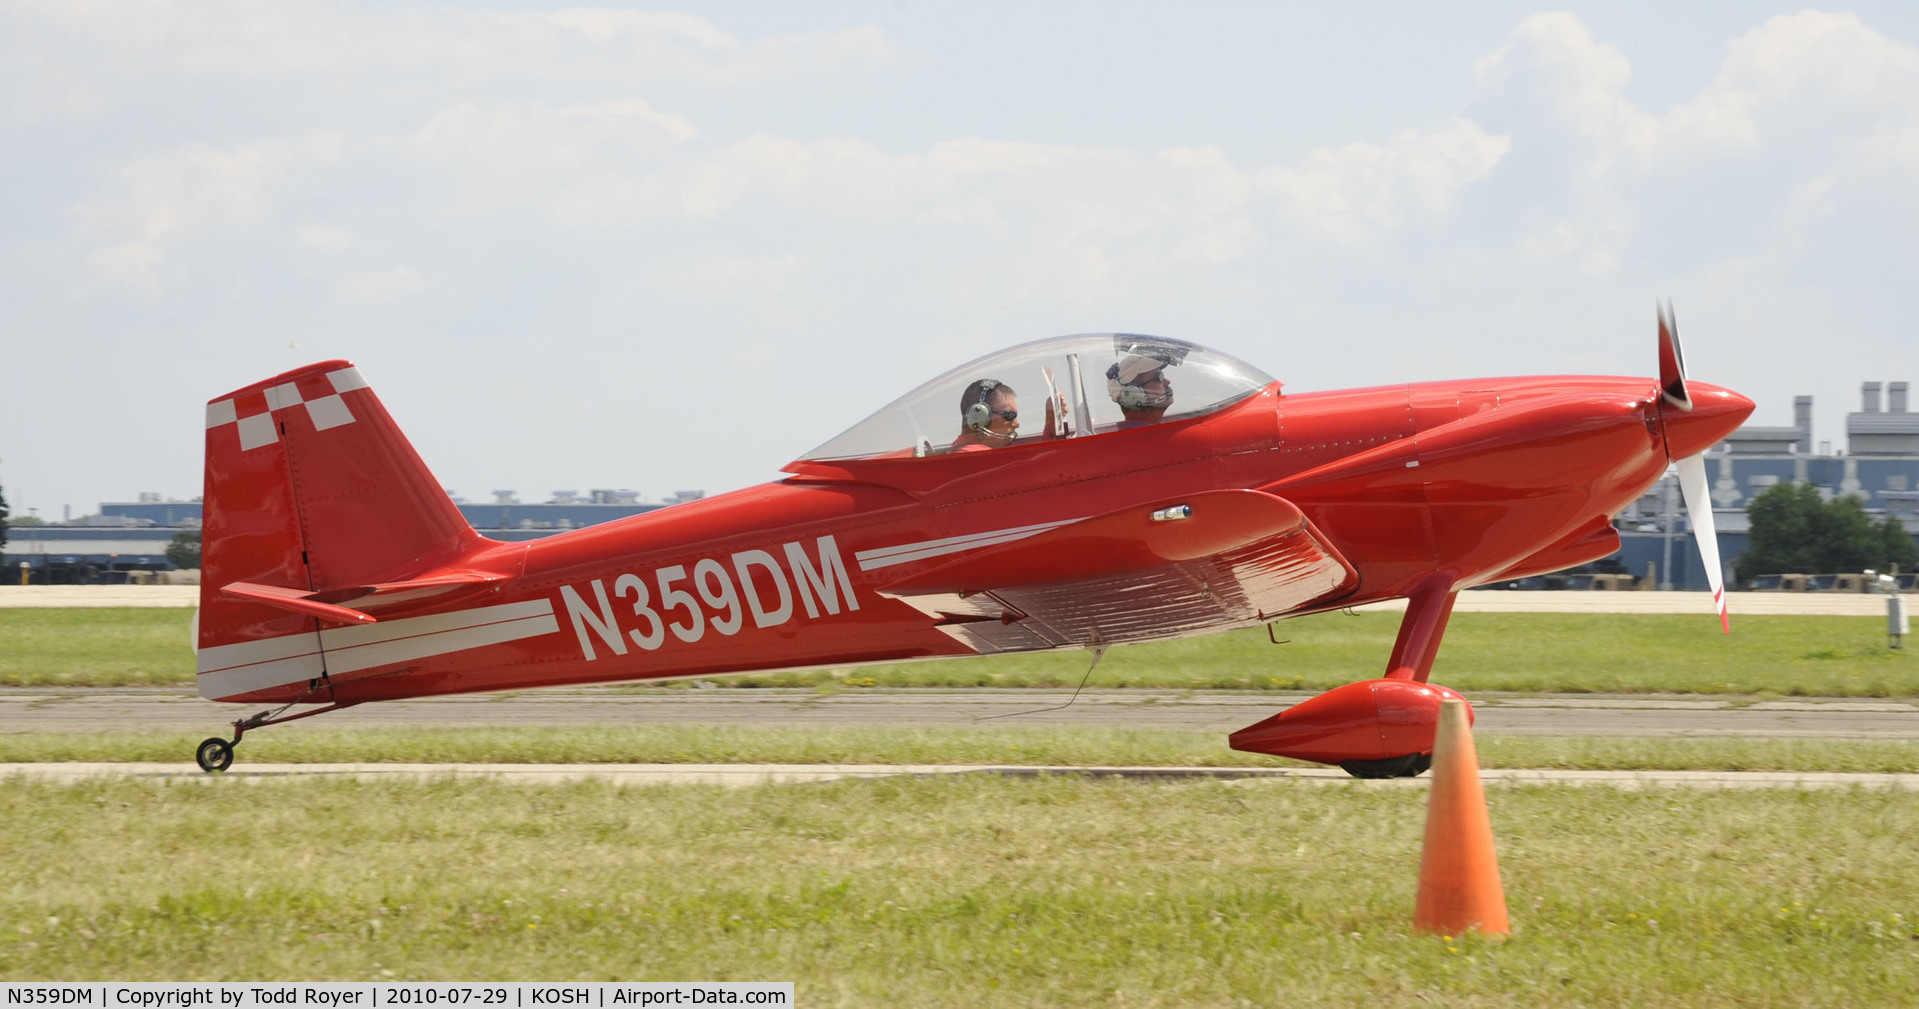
top-left (189, 308), bottom-right (1752, 776)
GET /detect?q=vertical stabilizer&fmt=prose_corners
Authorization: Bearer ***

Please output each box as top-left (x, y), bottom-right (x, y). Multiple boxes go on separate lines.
top-left (196, 360), bottom-right (484, 700)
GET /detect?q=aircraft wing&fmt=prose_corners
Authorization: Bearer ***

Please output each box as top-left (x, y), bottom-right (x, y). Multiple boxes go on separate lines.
top-left (874, 489), bottom-right (1357, 653)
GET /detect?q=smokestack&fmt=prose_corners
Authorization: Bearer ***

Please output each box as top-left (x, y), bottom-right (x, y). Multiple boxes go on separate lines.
top-left (1793, 395), bottom-right (1813, 453)
top-left (1892, 382), bottom-right (1909, 413)
top-left (1863, 381), bottom-right (1882, 413)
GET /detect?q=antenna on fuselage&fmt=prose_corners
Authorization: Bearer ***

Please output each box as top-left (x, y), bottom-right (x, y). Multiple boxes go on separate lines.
top-left (973, 627), bottom-right (1106, 722)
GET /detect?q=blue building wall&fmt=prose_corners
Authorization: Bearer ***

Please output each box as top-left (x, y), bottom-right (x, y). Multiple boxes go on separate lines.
top-left (2, 528), bottom-right (182, 582)
top-left (98, 501), bottom-right (667, 530)
top-left (455, 503), bottom-right (664, 530)
top-left (1596, 446), bottom-right (1919, 591)
top-left (99, 502), bottom-right (203, 526)
top-left (8, 501), bottom-right (670, 579)
top-left (1609, 531), bottom-right (1751, 592)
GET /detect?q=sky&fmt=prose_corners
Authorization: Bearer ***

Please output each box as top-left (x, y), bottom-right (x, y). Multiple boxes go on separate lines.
top-left (3, 2), bottom-right (1918, 520)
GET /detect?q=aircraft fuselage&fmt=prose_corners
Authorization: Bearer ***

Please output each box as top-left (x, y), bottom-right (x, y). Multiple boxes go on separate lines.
top-left (271, 374), bottom-right (1726, 705)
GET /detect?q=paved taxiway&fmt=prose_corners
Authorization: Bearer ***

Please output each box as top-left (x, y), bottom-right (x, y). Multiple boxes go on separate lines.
top-left (8, 589), bottom-right (1908, 787)
top-left (4, 687), bottom-right (1918, 738)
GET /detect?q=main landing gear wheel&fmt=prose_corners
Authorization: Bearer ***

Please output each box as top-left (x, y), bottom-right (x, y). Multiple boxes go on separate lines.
top-left (1338, 753), bottom-right (1432, 779)
top-left (195, 737), bottom-right (235, 773)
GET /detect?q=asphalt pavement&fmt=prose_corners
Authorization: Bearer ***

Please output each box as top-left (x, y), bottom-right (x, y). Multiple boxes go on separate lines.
top-left (4, 686), bottom-right (1917, 738)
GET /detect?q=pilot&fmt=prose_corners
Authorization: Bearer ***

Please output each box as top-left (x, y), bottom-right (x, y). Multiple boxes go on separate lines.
top-left (951, 379), bottom-right (1020, 450)
top-left (1108, 354), bottom-right (1174, 429)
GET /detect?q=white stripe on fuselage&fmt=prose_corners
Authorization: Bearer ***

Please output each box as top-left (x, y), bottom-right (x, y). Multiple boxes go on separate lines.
top-left (853, 519), bottom-right (1074, 571)
top-left (201, 519), bottom-right (1080, 697)
top-left (196, 598), bottom-right (560, 700)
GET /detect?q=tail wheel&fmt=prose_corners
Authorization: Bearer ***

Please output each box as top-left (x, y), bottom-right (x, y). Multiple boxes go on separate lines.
top-left (1339, 753), bottom-right (1430, 779)
top-left (195, 737), bottom-right (235, 773)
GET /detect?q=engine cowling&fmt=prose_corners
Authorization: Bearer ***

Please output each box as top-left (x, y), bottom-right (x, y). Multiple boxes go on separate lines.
top-left (1228, 678), bottom-right (1473, 764)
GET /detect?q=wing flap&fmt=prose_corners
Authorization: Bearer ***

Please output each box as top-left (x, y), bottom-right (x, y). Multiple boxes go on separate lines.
top-left (880, 490), bottom-right (1357, 653)
top-left (883, 489), bottom-right (1314, 595)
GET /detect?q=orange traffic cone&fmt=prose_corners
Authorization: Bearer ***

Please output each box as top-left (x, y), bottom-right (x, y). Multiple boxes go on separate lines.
top-left (1412, 697), bottom-right (1510, 937)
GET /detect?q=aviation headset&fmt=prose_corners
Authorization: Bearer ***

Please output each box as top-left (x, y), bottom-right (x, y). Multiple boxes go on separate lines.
top-left (1107, 359), bottom-right (1174, 411)
top-left (964, 379), bottom-right (1016, 439)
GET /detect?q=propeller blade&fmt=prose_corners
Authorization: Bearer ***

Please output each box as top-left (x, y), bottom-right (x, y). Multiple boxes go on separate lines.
top-left (1675, 453), bottom-right (1729, 633)
top-left (1657, 301), bottom-right (1692, 412)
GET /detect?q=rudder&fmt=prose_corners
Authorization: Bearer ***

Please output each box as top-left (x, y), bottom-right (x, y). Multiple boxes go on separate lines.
top-left (197, 360), bottom-right (485, 700)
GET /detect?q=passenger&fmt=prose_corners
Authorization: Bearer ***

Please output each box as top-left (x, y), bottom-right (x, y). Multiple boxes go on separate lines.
top-left (1107, 354), bottom-right (1174, 428)
top-left (951, 379), bottom-right (1020, 450)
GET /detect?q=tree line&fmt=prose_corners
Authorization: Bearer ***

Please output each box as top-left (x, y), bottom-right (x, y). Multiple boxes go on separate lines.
top-left (1735, 481), bottom-right (1917, 583)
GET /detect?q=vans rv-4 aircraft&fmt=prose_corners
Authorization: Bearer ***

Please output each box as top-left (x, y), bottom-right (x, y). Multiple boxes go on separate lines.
top-left (191, 309), bottom-right (1752, 775)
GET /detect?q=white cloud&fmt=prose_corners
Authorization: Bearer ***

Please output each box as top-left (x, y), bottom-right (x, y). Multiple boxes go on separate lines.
top-left (295, 225), bottom-right (355, 253)
top-left (524, 122), bottom-right (1500, 271)
top-left (334, 265), bottom-right (424, 304)
top-left (1479, 10), bottom-right (1919, 168)
top-left (0, 2), bottom-right (895, 123)
top-left (1712, 11), bottom-right (1919, 107)
top-left (1259, 122), bottom-right (1511, 245)
top-left (1467, 11), bottom-right (1919, 277)
top-left (1663, 12), bottom-right (1919, 158)
top-left (59, 9), bottom-right (1919, 312)
top-left (85, 242), bottom-right (162, 296)
top-left (75, 132), bottom-right (346, 292)
top-left (1860, 125), bottom-right (1919, 172)
top-left (409, 99), bottom-right (697, 180)
top-left (542, 9), bottom-right (739, 49)
top-left (1155, 146), bottom-right (1258, 265)
top-left (1475, 12), bottom-right (1658, 169)
top-left (559, 100), bottom-right (700, 144)
top-left (10, 6), bottom-right (1919, 518)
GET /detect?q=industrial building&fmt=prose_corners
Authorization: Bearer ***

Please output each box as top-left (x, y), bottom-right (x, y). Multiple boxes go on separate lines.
top-left (1604, 381), bottom-right (1919, 591)
top-left (2, 489), bottom-right (698, 584)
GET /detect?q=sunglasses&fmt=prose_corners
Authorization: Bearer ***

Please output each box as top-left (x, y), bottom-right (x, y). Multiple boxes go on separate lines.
top-left (989, 409), bottom-right (1018, 422)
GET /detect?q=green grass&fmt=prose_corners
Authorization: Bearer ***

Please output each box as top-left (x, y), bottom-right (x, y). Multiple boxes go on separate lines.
top-left (0, 609), bottom-right (195, 686)
top-left (792, 611), bottom-right (1913, 696)
top-left (2, 776), bottom-right (1916, 1003)
top-left (5, 608), bottom-right (1917, 695)
top-left (3, 726), bottom-right (1917, 773)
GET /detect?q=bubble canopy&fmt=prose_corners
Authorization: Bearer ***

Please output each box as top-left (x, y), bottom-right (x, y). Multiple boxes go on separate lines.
top-left (796, 334), bottom-right (1276, 463)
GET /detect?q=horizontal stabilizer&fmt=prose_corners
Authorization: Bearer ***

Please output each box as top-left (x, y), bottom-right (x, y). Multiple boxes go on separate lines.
top-left (220, 581), bottom-right (379, 625)
top-left (220, 570), bottom-right (510, 625)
